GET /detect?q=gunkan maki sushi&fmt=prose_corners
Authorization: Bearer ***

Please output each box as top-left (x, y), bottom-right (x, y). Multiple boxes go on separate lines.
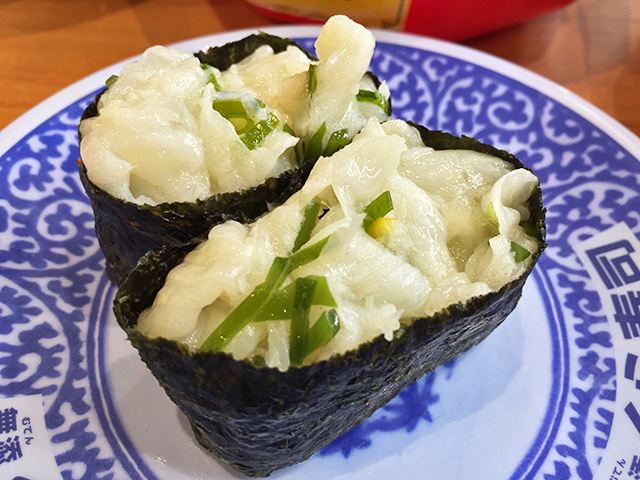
top-left (114, 119), bottom-right (546, 476)
top-left (79, 15), bottom-right (391, 285)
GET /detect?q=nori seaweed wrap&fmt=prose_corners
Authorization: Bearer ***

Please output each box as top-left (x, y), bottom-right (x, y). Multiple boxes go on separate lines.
top-left (79, 15), bottom-right (391, 285)
top-left (113, 120), bottom-right (546, 477)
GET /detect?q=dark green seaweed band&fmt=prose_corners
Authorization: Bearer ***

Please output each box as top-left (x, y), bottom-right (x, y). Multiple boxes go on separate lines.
top-left (196, 31), bottom-right (316, 69)
top-left (112, 123), bottom-right (546, 477)
top-left (79, 163), bottom-right (303, 287)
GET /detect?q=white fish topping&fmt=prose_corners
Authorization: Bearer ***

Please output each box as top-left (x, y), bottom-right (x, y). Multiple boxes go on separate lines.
top-left (138, 119), bottom-right (541, 371)
top-left (79, 15), bottom-right (390, 205)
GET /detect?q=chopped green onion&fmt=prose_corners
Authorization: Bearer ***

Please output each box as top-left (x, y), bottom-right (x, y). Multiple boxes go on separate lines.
top-left (200, 256), bottom-right (292, 352)
top-left (307, 64), bottom-right (318, 94)
top-left (302, 124), bottom-right (351, 164)
top-left (283, 123), bottom-right (302, 164)
top-left (520, 220), bottom-right (539, 237)
top-left (290, 236), bottom-right (330, 269)
top-left (262, 256), bottom-right (295, 289)
top-left (199, 281), bottom-right (274, 352)
top-left (304, 122), bottom-right (327, 162)
top-left (289, 277), bottom-right (316, 366)
top-left (254, 275), bottom-right (337, 322)
top-left (213, 96), bottom-right (268, 137)
top-left (293, 196), bottom-right (322, 252)
top-left (283, 123), bottom-right (296, 136)
top-left (251, 355), bottom-right (266, 368)
top-left (199, 236), bottom-right (330, 352)
top-left (105, 75), bottom-right (119, 88)
top-left (213, 98), bottom-right (249, 117)
top-left (323, 129), bottom-right (350, 157)
top-left (240, 113), bottom-right (279, 150)
top-left (213, 99), bottom-right (255, 134)
top-left (305, 309), bottom-right (340, 357)
top-left (251, 286), bottom-right (294, 321)
top-left (232, 117), bottom-right (254, 135)
top-left (365, 190), bottom-right (394, 219)
top-left (200, 64), bottom-right (222, 90)
top-left (208, 73), bottom-right (221, 91)
top-left (363, 191), bottom-right (394, 231)
top-left (511, 242), bottom-right (532, 263)
top-left (308, 275), bottom-right (338, 308)
top-left (486, 202), bottom-right (500, 229)
top-left (356, 89), bottom-right (389, 112)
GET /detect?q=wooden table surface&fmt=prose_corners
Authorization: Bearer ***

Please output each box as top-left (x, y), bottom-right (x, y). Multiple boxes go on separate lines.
top-left (1, 0), bottom-right (638, 138)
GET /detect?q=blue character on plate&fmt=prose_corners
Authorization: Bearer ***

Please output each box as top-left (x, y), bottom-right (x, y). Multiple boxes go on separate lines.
top-left (0, 407), bottom-right (23, 466)
top-left (624, 353), bottom-right (640, 437)
top-left (611, 290), bottom-right (640, 340)
top-left (586, 240), bottom-right (640, 290)
top-left (585, 240), bottom-right (640, 338)
top-left (0, 435), bottom-right (22, 464)
top-left (0, 408), bottom-right (18, 435)
top-left (628, 455), bottom-right (640, 480)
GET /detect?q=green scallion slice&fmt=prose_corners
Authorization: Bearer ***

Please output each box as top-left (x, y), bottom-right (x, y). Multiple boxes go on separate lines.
top-left (262, 256), bottom-right (296, 289)
top-left (363, 191), bottom-right (393, 231)
top-left (199, 282), bottom-right (274, 352)
top-left (293, 197), bottom-right (322, 252)
top-left (283, 123), bottom-right (302, 164)
top-left (105, 75), bottom-right (119, 88)
top-left (304, 122), bottom-right (327, 163)
top-left (520, 220), bottom-right (539, 237)
top-left (240, 113), bottom-right (279, 150)
top-left (323, 129), bottom-right (350, 157)
top-left (251, 286), bottom-right (294, 322)
top-left (251, 354), bottom-right (267, 368)
top-left (307, 64), bottom-right (318, 94)
top-left (199, 256), bottom-right (292, 352)
top-left (305, 308), bottom-right (340, 357)
top-left (290, 236), bottom-right (330, 269)
top-left (213, 98), bottom-right (249, 117)
top-left (289, 277), bottom-right (317, 366)
top-left (200, 64), bottom-right (222, 90)
top-left (233, 118), bottom-right (255, 135)
top-left (208, 73), bottom-right (221, 91)
top-left (308, 275), bottom-right (337, 308)
top-left (511, 242), bottom-right (532, 263)
top-left (212, 98), bottom-right (255, 134)
top-left (254, 275), bottom-right (337, 322)
top-left (486, 202), bottom-right (500, 229)
top-left (199, 237), bottom-right (330, 352)
top-left (365, 190), bottom-right (394, 219)
top-left (283, 123), bottom-right (296, 136)
top-left (356, 89), bottom-right (389, 112)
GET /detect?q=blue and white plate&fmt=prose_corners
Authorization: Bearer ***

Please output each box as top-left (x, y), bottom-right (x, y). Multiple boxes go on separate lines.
top-left (1, 26), bottom-right (639, 480)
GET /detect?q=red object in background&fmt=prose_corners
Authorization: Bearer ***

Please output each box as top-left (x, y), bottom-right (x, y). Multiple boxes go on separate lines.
top-left (247, 0), bottom-right (576, 41)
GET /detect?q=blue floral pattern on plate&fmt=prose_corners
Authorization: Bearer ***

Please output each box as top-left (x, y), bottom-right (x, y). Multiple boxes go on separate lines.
top-left (0, 32), bottom-right (637, 479)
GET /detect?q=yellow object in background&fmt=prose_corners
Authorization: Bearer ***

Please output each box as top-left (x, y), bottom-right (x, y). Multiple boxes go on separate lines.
top-left (246, 0), bottom-right (577, 41)
top-left (246, 0), bottom-right (413, 29)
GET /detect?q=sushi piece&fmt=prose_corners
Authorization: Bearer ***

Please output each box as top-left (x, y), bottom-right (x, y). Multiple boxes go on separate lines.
top-left (78, 15), bottom-right (391, 285)
top-left (114, 119), bottom-right (546, 476)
